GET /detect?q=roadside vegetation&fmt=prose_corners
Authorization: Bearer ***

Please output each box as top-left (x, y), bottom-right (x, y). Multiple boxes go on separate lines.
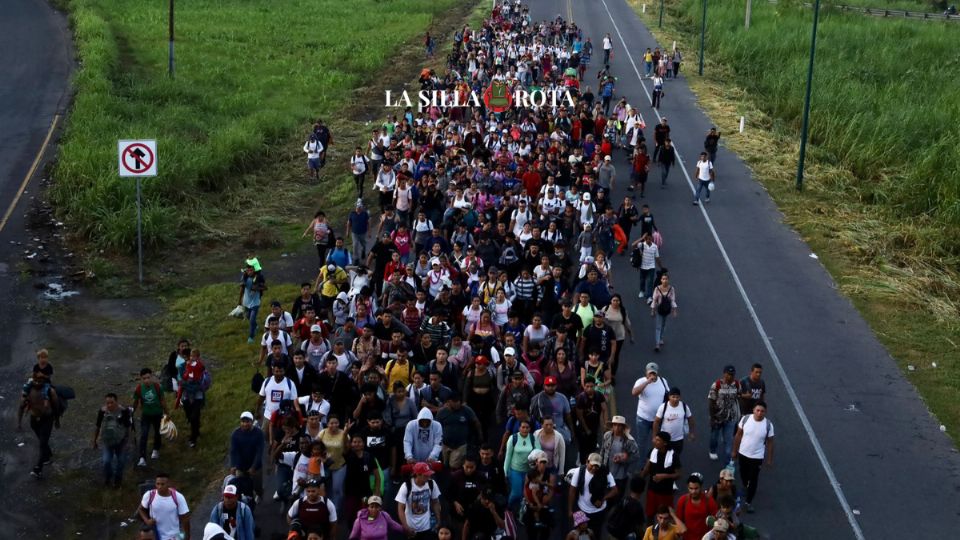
top-left (52, 0), bottom-right (459, 252)
top-left (629, 0), bottom-right (960, 442)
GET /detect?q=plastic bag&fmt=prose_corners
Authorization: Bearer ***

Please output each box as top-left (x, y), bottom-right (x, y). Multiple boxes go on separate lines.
top-left (652, 230), bottom-right (663, 249)
top-left (159, 415), bottom-right (178, 441)
top-left (228, 305), bottom-right (245, 318)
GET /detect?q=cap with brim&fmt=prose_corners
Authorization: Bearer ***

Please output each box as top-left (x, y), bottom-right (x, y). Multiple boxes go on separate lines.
top-left (223, 485), bottom-right (238, 498)
top-left (573, 511), bottom-right (589, 526)
top-left (587, 453), bottom-right (602, 466)
top-left (724, 365), bottom-right (736, 375)
top-left (504, 346), bottom-right (516, 356)
top-left (413, 462), bottom-right (435, 476)
top-left (645, 362), bottom-right (659, 374)
top-left (240, 411), bottom-right (255, 421)
top-left (367, 495), bottom-right (383, 506)
top-left (719, 469), bottom-right (735, 480)
top-left (311, 324), bottom-right (323, 333)
top-left (610, 415), bottom-right (627, 425)
top-left (305, 478), bottom-right (322, 488)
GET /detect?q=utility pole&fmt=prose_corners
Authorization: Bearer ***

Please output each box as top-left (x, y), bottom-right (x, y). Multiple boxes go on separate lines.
top-left (168, 0), bottom-right (175, 78)
top-left (796, 0), bottom-right (822, 191)
top-left (659, 0), bottom-right (664, 27)
top-left (745, 0), bottom-right (752, 29)
top-left (698, 0), bottom-right (707, 75)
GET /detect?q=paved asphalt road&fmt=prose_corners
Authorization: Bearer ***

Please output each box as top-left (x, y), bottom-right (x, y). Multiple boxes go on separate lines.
top-left (198, 2), bottom-right (960, 539)
top-left (533, 0), bottom-right (960, 537)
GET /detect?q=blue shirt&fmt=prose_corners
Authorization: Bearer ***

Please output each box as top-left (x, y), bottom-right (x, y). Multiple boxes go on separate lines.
top-left (326, 248), bottom-right (352, 268)
top-left (349, 210), bottom-right (370, 234)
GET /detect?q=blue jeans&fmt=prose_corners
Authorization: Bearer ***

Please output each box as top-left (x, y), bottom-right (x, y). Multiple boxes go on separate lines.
top-left (508, 468), bottom-right (526, 510)
top-left (710, 419), bottom-right (737, 463)
top-left (694, 179), bottom-right (712, 202)
top-left (645, 61), bottom-right (652, 76)
top-left (655, 313), bottom-right (669, 345)
top-left (635, 418), bottom-right (655, 463)
top-left (102, 442), bottom-right (126, 483)
top-left (640, 268), bottom-right (657, 300)
top-left (246, 304), bottom-right (260, 340)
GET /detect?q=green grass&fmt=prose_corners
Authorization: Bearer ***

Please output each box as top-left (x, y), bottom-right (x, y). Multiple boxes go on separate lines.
top-left (53, 0), bottom-right (458, 252)
top-left (153, 282), bottom-right (301, 502)
top-left (630, 0), bottom-right (960, 443)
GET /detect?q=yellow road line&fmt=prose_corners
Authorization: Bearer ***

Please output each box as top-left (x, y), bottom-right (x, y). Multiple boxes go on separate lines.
top-left (0, 114), bottom-right (61, 234)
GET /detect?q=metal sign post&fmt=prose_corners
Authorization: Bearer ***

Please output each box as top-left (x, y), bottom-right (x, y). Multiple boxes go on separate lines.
top-left (118, 139), bottom-right (158, 286)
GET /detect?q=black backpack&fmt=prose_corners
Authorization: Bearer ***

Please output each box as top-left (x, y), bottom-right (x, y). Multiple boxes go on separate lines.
top-left (629, 247), bottom-right (642, 268)
top-left (656, 287), bottom-right (674, 316)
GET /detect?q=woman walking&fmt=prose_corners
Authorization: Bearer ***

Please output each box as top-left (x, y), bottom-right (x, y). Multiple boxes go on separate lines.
top-left (504, 418), bottom-right (540, 511)
top-left (602, 294), bottom-right (633, 380)
top-left (303, 211), bottom-right (332, 268)
top-left (649, 273), bottom-right (677, 352)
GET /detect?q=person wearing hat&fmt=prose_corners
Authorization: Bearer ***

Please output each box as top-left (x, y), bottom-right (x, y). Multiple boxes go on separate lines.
top-left (567, 452), bottom-right (618, 538)
top-left (229, 412), bottom-right (264, 500)
top-left (238, 260), bottom-right (266, 344)
top-left (565, 510), bottom-right (593, 540)
top-left (495, 361), bottom-right (536, 426)
top-left (632, 362), bottom-right (670, 461)
top-left (599, 415), bottom-right (640, 498)
top-left (707, 365), bottom-right (741, 463)
top-left (530, 375), bottom-right (575, 443)
top-left (597, 154), bottom-right (617, 195)
top-left (349, 495), bottom-right (407, 540)
top-left (208, 484), bottom-right (255, 540)
top-left (395, 462), bottom-right (442, 536)
top-left (653, 387), bottom-right (695, 456)
top-left (287, 478), bottom-right (338, 539)
top-left (314, 263), bottom-right (349, 310)
top-left (701, 518), bottom-right (734, 540)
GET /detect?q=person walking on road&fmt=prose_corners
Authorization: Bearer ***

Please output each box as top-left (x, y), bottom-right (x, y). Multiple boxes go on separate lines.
top-left (631, 362), bottom-right (669, 460)
top-left (633, 233), bottom-right (660, 304)
top-left (209, 485), bottom-right (256, 540)
top-left (133, 367), bottom-right (168, 467)
top-left (651, 74), bottom-right (664, 110)
top-left (704, 127), bottom-right (721, 164)
top-left (304, 134), bottom-right (324, 182)
top-left (346, 200), bottom-right (371, 262)
top-left (739, 363), bottom-right (767, 415)
top-left (657, 139), bottom-right (676, 187)
top-left (731, 401), bottom-right (775, 513)
top-left (707, 365), bottom-right (741, 464)
top-left (139, 472), bottom-right (191, 540)
top-left (650, 273), bottom-right (677, 353)
top-left (229, 411), bottom-right (265, 500)
top-left (652, 387), bottom-right (695, 456)
top-left (602, 33), bottom-right (613, 65)
top-left (652, 118), bottom-right (670, 161)
top-left (692, 152), bottom-right (716, 205)
top-left (92, 392), bottom-right (134, 487)
top-left (18, 369), bottom-right (59, 479)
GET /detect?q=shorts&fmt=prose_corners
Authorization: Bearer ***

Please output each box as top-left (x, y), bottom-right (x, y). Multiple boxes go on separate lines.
top-left (645, 489), bottom-right (675, 518)
top-left (308, 157), bottom-right (321, 170)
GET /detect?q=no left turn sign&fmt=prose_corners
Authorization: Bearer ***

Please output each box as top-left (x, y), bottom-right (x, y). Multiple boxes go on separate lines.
top-left (118, 140), bottom-right (158, 177)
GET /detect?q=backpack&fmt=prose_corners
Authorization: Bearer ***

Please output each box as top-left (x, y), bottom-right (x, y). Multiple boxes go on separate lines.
top-left (606, 495), bottom-right (634, 537)
top-left (656, 287), bottom-right (673, 316)
top-left (499, 245), bottom-right (519, 266)
top-left (402, 477), bottom-right (438, 505)
top-left (100, 406), bottom-right (132, 447)
top-left (145, 487), bottom-right (182, 517)
top-left (630, 247), bottom-right (643, 268)
top-left (200, 368), bottom-right (213, 392)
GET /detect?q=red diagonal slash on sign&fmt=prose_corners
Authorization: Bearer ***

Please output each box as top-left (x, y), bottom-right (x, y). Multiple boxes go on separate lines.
top-left (121, 142), bottom-right (154, 174)
top-left (127, 147), bottom-right (148, 170)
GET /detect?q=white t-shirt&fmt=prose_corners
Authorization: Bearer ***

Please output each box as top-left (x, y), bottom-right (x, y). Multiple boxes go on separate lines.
top-left (140, 489), bottom-right (190, 540)
top-left (655, 401), bottom-right (692, 442)
top-left (640, 242), bottom-right (659, 270)
top-left (395, 479), bottom-right (441, 532)
top-left (569, 467), bottom-right (616, 512)
top-left (287, 496), bottom-right (337, 522)
top-left (298, 396), bottom-right (331, 423)
top-left (263, 311), bottom-right (295, 331)
top-left (696, 160), bottom-right (714, 181)
top-left (280, 451), bottom-right (320, 495)
top-left (633, 375), bottom-right (669, 421)
top-left (603, 37), bottom-right (612, 50)
top-left (737, 415), bottom-right (774, 459)
top-left (259, 376), bottom-right (298, 420)
top-left (261, 330), bottom-right (293, 355)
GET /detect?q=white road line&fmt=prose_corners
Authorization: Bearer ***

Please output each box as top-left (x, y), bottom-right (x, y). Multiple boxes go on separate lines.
top-left (595, 1), bottom-right (867, 538)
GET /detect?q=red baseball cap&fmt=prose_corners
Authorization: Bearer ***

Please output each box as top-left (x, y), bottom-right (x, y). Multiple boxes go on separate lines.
top-left (544, 376), bottom-right (557, 386)
top-left (413, 462), bottom-right (435, 476)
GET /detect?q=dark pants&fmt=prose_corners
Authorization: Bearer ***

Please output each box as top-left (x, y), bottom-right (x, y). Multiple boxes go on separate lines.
top-left (738, 454), bottom-right (763, 503)
top-left (139, 413), bottom-right (163, 458)
top-left (586, 507), bottom-right (608, 539)
top-left (413, 531), bottom-right (438, 540)
top-left (183, 399), bottom-right (203, 444)
top-left (353, 173), bottom-right (366, 199)
top-left (660, 163), bottom-right (672, 186)
top-left (102, 442), bottom-right (126, 484)
top-left (576, 426), bottom-right (599, 460)
top-left (316, 244), bottom-right (329, 267)
top-left (652, 89), bottom-right (662, 109)
top-left (30, 415), bottom-right (54, 471)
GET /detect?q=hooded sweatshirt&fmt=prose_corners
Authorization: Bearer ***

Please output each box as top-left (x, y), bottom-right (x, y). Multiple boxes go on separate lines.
top-left (403, 408), bottom-right (443, 462)
top-left (348, 508), bottom-right (406, 540)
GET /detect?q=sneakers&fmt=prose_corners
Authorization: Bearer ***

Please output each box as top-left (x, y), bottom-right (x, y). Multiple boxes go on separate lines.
top-left (693, 200), bottom-right (699, 206)
top-left (273, 491), bottom-right (281, 502)
top-left (654, 346), bottom-right (660, 353)
top-left (247, 337), bottom-right (254, 344)
top-left (639, 292), bottom-right (645, 300)
top-left (137, 457), bottom-right (147, 467)
top-left (646, 297), bottom-right (653, 305)
top-left (188, 441), bottom-right (196, 448)
top-left (705, 197), bottom-right (711, 203)
top-left (709, 453), bottom-right (719, 461)
top-left (151, 450), bottom-right (160, 459)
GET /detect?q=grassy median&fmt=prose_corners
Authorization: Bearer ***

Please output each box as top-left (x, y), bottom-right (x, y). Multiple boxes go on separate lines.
top-left (53, 0), bottom-right (459, 251)
top-left (629, 0), bottom-right (960, 443)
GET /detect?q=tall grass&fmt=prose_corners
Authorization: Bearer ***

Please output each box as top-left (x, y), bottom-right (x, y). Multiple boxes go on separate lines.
top-left (54, 0), bottom-right (457, 251)
top-left (677, 0), bottom-right (960, 254)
